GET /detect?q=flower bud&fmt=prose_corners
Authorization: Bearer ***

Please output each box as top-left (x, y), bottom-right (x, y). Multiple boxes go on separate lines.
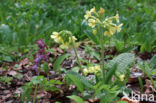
top-left (98, 8), bottom-right (105, 14)
top-left (119, 75), bottom-right (125, 81)
top-left (93, 29), bottom-right (97, 35)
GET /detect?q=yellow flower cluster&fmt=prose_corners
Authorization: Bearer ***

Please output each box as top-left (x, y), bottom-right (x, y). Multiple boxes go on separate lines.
top-left (104, 24), bottom-right (123, 37)
top-left (51, 30), bottom-right (77, 49)
top-left (83, 65), bottom-right (101, 76)
top-left (84, 7), bottom-right (123, 37)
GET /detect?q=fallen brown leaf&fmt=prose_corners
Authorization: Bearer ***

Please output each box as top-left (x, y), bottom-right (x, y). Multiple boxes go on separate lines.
top-left (7, 70), bottom-right (18, 76)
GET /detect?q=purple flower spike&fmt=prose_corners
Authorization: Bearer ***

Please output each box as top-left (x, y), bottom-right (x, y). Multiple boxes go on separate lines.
top-left (34, 58), bottom-right (41, 63)
top-left (32, 39), bottom-right (50, 73)
top-left (38, 48), bottom-right (45, 54)
top-left (32, 64), bottom-right (38, 70)
top-left (36, 39), bottom-right (46, 48)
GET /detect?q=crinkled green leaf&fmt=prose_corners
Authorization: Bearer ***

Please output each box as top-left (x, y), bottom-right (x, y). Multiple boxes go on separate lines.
top-left (107, 53), bottom-right (135, 74)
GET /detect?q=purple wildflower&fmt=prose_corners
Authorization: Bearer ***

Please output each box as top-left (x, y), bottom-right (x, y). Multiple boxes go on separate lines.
top-left (34, 58), bottom-right (41, 63)
top-left (32, 64), bottom-right (38, 69)
top-left (36, 39), bottom-right (48, 49)
top-left (32, 39), bottom-right (50, 72)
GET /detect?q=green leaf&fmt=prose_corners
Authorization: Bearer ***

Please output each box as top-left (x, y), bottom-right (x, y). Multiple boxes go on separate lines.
top-left (105, 63), bottom-right (118, 84)
top-left (67, 70), bottom-right (93, 89)
top-left (42, 62), bottom-right (49, 75)
top-left (53, 54), bottom-right (69, 72)
top-left (67, 73), bottom-right (84, 92)
top-left (21, 83), bottom-right (33, 102)
top-left (67, 95), bottom-right (84, 103)
top-left (31, 76), bottom-right (45, 84)
top-left (94, 83), bottom-right (110, 96)
top-left (106, 53), bottom-right (135, 74)
top-left (49, 79), bottom-right (62, 85)
top-left (3, 56), bottom-right (13, 62)
top-left (99, 92), bottom-right (117, 103)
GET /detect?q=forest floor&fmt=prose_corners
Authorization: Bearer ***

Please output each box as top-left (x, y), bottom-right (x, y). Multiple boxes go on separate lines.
top-left (0, 44), bottom-right (156, 103)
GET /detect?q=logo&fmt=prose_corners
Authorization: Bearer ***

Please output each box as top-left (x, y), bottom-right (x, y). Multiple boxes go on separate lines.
top-left (123, 91), bottom-right (155, 102)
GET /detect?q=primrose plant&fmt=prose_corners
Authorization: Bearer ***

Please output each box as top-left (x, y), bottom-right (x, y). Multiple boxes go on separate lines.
top-left (64, 7), bottom-right (133, 103)
top-left (51, 30), bottom-right (83, 72)
top-left (84, 7), bottom-right (123, 81)
top-left (21, 39), bottom-right (62, 103)
top-left (50, 7), bottom-right (134, 103)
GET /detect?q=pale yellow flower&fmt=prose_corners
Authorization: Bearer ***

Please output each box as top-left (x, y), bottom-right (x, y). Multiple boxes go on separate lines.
top-left (58, 36), bottom-right (64, 42)
top-left (51, 32), bottom-right (60, 43)
top-left (104, 30), bottom-right (112, 37)
top-left (94, 65), bottom-right (100, 71)
top-left (90, 7), bottom-right (96, 13)
top-left (119, 74), bottom-right (125, 81)
top-left (93, 29), bottom-right (97, 35)
top-left (84, 65), bottom-right (101, 75)
top-left (52, 32), bottom-right (59, 35)
top-left (60, 43), bottom-right (69, 49)
top-left (114, 13), bottom-right (119, 23)
top-left (89, 67), bottom-right (94, 73)
top-left (98, 8), bottom-right (105, 14)
top-left (88, 19), bottom-right (96, 28)
top-left (71, 36), bottom-right (77, 41)
top-left (94, 65), bottom-right (100, 74)
top-left (109, 26), bottom-right (116, 35)
top-left (50, 35), bottom-right (56, 39)
top-left (104, 24), bottom-right (122, 37)
top-left (83, 68), bottom-right (88, 76)
top-left (84, 11), bottom-right (91, 20)
top-left (51, 30), bottom-right (78, 50)
top-left (68, 36), bottom-right (77, 43)
top-left (83, 6), bottom-right (123, 42)
top-left (116, 24), bottom-right (123, 32)
top-left (51, 32), bottom-right (58, 39)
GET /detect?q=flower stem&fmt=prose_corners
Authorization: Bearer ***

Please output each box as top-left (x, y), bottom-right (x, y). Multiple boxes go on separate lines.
top-left (70, 35), bottom-right (83, 74)
top-left (109, 37), bottom-right (111, 47)
top-left (100, 29), bottom-right (105, 82)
